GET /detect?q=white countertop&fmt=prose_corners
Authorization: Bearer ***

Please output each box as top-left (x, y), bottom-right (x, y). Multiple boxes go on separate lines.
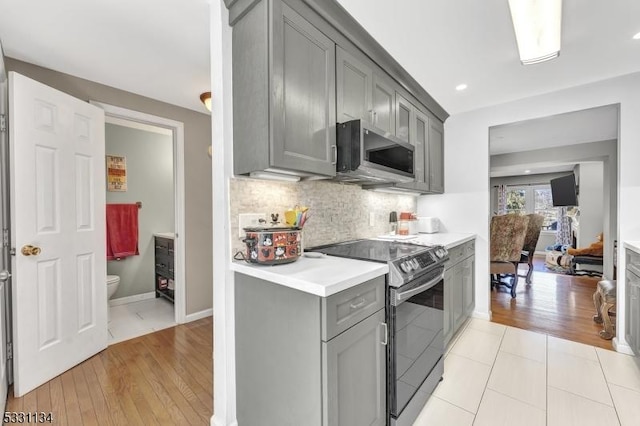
top-left (231, 255), bottom-right (388, 297)
top-left (154, 232), bottom-right (175, 239)
top-left (376, 232), bottom-right (476, 249)
top-left (623, 241), bottom-right (640, 255)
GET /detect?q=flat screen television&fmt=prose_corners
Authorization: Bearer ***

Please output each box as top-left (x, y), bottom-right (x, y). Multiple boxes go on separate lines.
top-left (550, 174), bottom-right (578, 206)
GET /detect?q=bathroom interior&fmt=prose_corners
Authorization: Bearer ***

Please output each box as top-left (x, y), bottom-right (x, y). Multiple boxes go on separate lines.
top-left (105, 118), bottom-right (176, 344)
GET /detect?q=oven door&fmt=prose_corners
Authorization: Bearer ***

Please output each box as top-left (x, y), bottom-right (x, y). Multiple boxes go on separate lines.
top-left (388, 266), bottom-right (445, 420)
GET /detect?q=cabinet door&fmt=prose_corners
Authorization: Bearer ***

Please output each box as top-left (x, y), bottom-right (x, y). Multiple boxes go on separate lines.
top-left (372, 73), bottom-right (395, 134)
top-left (463, 256), bottom-right (475, 316)
top-left (452, 263), bottom-right (465, 331)
top-left (626, 270), bottom-right (640, 354)
top-left (412, 108), bottom-right (428, 185)
top-left (336, 47), bottom-right (373, 124)
top-left (323, 309), bottom-right (386, 426)
top-left (395, 93), bottom-right (412, 143)
top-left (443, 268), bottom-right (454, 347)
top-left (428, 118), bottom-right (444, 193)
top-left (271, 1), bottom-right (336, 176)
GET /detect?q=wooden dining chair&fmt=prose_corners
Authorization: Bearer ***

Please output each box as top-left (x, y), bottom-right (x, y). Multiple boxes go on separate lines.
top-left (517, 214), bottom-right (545, 284)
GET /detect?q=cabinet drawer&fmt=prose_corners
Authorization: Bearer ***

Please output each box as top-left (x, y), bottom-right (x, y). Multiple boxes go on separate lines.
top-left (322, 276), bottom-right (385, 341)
top-left (155, 237), bottom-right (174, 258)
top-left (445, 240), bottom-right (474, 268)
top-left (627, 249), bottom-right (640, 269)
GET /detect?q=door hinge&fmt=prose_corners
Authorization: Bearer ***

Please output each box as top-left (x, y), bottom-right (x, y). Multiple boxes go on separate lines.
top-left (6, 342), bottom-right (12, 361)
top-left (0, 114), bottom-right (6, 133)
top-left (2, 229), bottom-right (8, 247)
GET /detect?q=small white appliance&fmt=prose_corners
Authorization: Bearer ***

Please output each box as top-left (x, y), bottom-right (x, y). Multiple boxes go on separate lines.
top-left (417, 217), bottom-right (439, 234)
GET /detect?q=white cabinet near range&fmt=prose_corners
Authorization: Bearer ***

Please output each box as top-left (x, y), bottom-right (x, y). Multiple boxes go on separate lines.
top-left (443, 239), bottom-right (476, 346)
top-left (234, 269), bottom-right (387, 425)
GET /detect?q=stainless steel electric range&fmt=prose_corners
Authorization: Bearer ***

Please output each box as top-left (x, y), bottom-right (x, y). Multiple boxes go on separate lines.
top-left (308, 239), bottom-right (449, 426)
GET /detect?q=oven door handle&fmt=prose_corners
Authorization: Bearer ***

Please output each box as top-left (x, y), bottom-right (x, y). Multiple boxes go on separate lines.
top-left (394, 270), bottom-right (445, 305)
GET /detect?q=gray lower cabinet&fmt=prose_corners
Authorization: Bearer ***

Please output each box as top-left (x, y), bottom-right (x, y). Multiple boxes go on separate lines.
top-left (233, 0), bottom-right (336, 178)
top-left (625, 249), bottom-right (640, 355)
top-left (323, 309), bottom-right (386, 426)
top-left (443, 239), bottom-right (476, 347)
top-left (235, 272), bottom-right (386, 425)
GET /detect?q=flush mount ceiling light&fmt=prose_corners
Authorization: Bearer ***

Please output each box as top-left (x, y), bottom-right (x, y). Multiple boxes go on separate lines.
top-left (633, 32), bottom-right (640, 40)
top-left (200, 92), bottom-right (212, 111)
top-left (455, 83), bottom-right (468, 91)
top-left (508, 0), bottom-right (562, 65)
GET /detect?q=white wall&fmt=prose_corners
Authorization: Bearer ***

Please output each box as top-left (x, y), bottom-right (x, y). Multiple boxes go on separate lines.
top-left (575, 162), bottom-right (604, 248)
top-left (418, 72), bottom-right (640, 354)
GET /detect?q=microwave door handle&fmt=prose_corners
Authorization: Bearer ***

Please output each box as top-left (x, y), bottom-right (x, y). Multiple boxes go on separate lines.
top-left (394, 271), bottom-right (445, 305)
top-left (331, 145), bottom-right (337, 165)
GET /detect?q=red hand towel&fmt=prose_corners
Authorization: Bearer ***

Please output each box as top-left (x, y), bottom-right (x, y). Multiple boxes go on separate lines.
top-left (106, 204), bottom-right (139, 260)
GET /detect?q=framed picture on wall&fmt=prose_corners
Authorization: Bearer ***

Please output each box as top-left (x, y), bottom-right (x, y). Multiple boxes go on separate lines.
top-left (106, 155), bottom-right (127, 191)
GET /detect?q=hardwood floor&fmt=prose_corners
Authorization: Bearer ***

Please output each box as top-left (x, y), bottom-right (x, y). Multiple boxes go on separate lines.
top-left (5, 317), bottom-right (213, 425)
top-left (491, 256), bottom-right (614, 350)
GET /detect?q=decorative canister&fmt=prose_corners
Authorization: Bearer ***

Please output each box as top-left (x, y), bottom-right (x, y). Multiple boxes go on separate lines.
top-left (241, 226), bottom-right (302, 265)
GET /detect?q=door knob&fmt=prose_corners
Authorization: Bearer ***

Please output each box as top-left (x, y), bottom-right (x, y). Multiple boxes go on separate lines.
top-left (21, 245), bottom-right (41, 256)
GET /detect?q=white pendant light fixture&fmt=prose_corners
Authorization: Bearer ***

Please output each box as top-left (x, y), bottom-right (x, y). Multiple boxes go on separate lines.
top-left (508, 0), bottom-right (562, 65)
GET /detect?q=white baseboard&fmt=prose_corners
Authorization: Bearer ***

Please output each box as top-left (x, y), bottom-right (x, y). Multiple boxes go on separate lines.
top-left (472, 311), bottom-right (491, 321)
top-left (613, 337), bottom-right (635, 355)
top-left (109, 291), bottom-right (156, 307)
top-left (185, 308), bottom-right (213, 323)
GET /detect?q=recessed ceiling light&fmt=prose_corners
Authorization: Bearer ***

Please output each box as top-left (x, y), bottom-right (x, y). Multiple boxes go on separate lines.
top-left (633, 32), bottom-right (640, 40)
top-left (455, 84), bottom-right (468, 91)
top-left (524, 169), bottom-right (531, 174)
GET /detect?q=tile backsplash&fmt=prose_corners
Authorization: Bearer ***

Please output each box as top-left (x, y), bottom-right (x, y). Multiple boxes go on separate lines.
top-left (230, 178), bottom-right (417, 255)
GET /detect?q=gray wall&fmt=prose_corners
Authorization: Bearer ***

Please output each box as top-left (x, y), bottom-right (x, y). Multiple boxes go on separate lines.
top-left (7, 58), bottom-right (213, 316)
top-left (105, 123), bottom-right (174, 299)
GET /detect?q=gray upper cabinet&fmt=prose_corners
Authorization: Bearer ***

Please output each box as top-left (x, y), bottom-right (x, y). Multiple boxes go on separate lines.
top-left (233, 0), bottom-right (336, 178)
top-left (412, 108), bottom-right (428, 185)
top-left (336, 46), bottom-right (373, 125)
top-left (395, 92), bottom-right (412, 143)
top-left (322, 309), bottom-right (386, 426)
top-left (372, 73), bottom-right (395, 134)
top-left (428, 118), bottom-right (445, 193)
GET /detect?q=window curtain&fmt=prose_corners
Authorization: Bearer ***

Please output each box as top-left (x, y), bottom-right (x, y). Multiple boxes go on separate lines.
top-left (497, 185), bottom-right (507, 215)
top-left (555, 206), bottom-right (571, 246)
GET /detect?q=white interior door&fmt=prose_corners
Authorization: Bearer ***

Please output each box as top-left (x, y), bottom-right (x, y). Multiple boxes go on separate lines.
top-left (9, 72), bottom-right (107, 396)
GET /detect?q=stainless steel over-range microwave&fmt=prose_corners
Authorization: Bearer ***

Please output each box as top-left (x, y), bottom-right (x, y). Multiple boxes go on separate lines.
top-left (335, 119), bottom-right (414, 184)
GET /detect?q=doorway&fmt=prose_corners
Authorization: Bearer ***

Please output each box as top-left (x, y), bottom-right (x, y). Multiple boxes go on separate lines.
top-left (488, 104), bottom-right (619, 348)
top-left (91, 102), bottom-right (187, 340)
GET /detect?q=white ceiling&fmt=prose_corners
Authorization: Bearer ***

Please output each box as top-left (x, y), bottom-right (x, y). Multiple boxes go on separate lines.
top-left (489, 104), bottom-right (619, 155)
top-left (336, 0), bottom-right (640, 115)
top-left (0, 0), bottom-right (211, 113)
top-left (0, 0), bottom-right (638, 116)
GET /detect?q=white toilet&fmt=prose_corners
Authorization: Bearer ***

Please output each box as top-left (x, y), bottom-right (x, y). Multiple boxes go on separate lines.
top-left (107, 275), bottom-right (120, 300)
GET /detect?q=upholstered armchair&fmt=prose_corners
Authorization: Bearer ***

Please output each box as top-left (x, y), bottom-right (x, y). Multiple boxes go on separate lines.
top-left (490, 214), bottom-right (530, 298)
top-left (517, 214), bottom-right (545, 284)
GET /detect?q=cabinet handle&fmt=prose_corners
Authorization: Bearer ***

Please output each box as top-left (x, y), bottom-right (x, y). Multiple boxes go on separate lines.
top-left (349, 297), bottom-right (366, 309)
top-left (369, 109), bottom-right (374, 123)
top-left (381, 322), bottom-right (388, 346)
top-left (373, 111), bottom-right (378, 125)
top-left (331, 145), bottom-right (337, 165)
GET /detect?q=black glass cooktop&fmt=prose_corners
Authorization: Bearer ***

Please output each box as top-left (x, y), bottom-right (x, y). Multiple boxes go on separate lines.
top-left (308, 239), bottom-right (429, 263)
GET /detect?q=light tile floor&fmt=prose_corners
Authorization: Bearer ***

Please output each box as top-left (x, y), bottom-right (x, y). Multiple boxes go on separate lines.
top-left (108, 297), bottom-right (176, 344)
top-left (414, 318), bottom-right (640, 426)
